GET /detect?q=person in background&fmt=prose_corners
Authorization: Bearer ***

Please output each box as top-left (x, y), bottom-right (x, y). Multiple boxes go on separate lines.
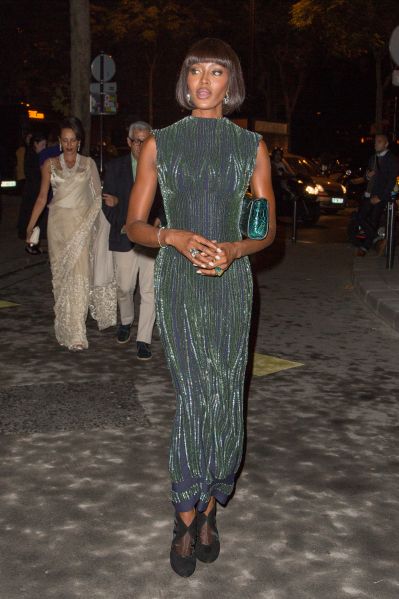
top-left (26, 116), bottom-right (116, 350)
top-left (356, 134), bottom-right (398, 257)
top-left (17, 132), bottom-right (47, 239)
top-left (102, 121), bottom-right (164, 360)
top-left (15, 131), bottom-right (32, 194)
top-left (36, 129), bottom-right (62, 240)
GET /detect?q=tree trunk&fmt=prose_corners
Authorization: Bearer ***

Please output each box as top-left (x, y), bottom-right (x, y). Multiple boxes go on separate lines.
top-left (146, 46), bottom-right (157, 126)
top-left (374, 51), bottom-right (383, 133)
top-left (148, 58), bottom-right (155, 126)
top-left (277, 57), bottom-right (305, 151)
top-left (70, 0), bottom-right (91, 154)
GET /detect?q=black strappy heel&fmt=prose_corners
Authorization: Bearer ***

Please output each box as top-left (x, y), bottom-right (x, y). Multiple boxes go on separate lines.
top-left (195, 502), bottom-right (220, 563)
top-left (170, 512), bottom-right (197, 577)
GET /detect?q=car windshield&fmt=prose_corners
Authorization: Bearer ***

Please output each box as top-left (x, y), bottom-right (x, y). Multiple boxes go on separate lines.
top-left (285, 156), bottom-right (318, 177)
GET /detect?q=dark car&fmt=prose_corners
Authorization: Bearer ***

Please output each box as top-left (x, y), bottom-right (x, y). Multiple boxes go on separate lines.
top-left (283, 154), bottom-right (347, 214)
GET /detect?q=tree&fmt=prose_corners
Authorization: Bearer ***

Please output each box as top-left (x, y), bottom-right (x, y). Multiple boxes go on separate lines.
top-left (0, 0), bottom-right (69, 108)
top-left (291, 0), bottom-right (399, 132)
top-left (97, 0), bottom-right (218, 125)
top-left (252, 0), bottom-right (315, 142)
top-left (70, 0), bottom-right (91, 153)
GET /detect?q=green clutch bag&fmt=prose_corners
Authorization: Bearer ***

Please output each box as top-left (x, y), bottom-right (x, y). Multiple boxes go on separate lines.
top-left (240, 195), bottom-right (269, 240)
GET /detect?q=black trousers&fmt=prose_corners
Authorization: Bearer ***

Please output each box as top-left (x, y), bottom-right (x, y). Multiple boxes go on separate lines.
top-left (357, 198), bottom-right (386, 250)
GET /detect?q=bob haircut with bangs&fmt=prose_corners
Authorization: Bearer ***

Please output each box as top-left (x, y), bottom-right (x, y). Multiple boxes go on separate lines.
top-left (176, 38), bottom-right (245, 116)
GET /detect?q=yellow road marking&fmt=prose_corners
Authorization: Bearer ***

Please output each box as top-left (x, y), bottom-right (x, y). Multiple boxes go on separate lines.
top-left (0, 300), bottom-right (19, 308)
top-left (253, 353), bottom-right (304, 377)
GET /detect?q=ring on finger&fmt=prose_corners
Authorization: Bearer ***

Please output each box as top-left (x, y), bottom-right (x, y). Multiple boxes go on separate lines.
top-left (214, 266), bottom-right (224, 277)
top-left (189, 248), bottom-right (200, 258)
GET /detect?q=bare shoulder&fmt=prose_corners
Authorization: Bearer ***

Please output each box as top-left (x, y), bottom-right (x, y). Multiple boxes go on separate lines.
top-left (140, 135), bottom-right (157, 163)
top-left (42, 158), bottom-right (53, 173)
top-left (256, 139), bottom-right (270, 160)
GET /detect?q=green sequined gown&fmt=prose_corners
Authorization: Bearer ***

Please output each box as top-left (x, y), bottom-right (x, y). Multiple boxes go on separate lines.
top-left (153, 116), bottom-right (261, 512)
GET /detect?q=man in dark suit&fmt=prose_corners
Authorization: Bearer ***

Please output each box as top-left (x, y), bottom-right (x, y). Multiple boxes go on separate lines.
top-left (102, 121), bottom-right (161, 360)
top-left (356, 134), bottom-right (398, 256)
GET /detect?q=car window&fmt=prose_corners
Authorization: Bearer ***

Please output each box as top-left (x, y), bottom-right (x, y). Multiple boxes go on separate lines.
top-left (285, 156), bottom-right (318, 177)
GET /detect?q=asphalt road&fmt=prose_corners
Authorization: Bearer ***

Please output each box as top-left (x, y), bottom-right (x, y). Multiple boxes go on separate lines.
top-left (1, 200), bottom-right (399, 599)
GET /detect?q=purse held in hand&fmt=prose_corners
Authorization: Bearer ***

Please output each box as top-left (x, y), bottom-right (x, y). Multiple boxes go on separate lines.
top-left (240, 195), bottom-right (269, 240)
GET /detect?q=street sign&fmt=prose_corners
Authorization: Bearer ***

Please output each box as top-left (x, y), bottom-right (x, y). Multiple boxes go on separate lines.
top-left (90, 93), bottom-right (117, 115)
top-left (91, 54), bottom-right (116, 82)
top-left (90, 82), bottom-right (117, 94)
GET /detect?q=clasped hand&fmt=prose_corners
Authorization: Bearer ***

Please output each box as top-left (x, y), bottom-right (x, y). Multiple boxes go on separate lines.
top-left (167, 230), bottom-right (239, 277)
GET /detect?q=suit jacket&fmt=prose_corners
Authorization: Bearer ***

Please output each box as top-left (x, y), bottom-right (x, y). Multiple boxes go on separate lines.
top-left (368, 150), bottom-right (398, 204)
top-left (102, 153), bottom-right (166, 252)
top-left (102, 154), bottom-right (134, 252)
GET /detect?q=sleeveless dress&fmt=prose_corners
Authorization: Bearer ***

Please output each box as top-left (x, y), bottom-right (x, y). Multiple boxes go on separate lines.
top-left (153, 116), bottom-right (261, 512)
top-left (48, 155), bottom-right (116, 349)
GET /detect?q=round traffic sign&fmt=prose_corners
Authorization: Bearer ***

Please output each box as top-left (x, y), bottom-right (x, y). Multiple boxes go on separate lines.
top-left (91, 54), bottom-right (116, 82)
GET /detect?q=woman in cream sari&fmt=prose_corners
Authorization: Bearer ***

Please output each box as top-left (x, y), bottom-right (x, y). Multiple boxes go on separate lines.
top-left (27, 117), bottom-right (116, 350)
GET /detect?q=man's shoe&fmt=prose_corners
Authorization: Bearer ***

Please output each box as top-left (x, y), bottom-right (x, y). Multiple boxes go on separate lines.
top-left (117, 324), bottom-right (132, 344)
top-left (137, 341), bottom-right (152, 360)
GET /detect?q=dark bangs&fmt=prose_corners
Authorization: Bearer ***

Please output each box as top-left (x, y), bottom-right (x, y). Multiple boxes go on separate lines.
top-left (176, 38), bottom-right (246, 115)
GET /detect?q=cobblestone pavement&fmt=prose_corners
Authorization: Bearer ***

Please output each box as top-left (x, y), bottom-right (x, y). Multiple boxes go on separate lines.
top-left (1, 197), bottom-right (399, 599)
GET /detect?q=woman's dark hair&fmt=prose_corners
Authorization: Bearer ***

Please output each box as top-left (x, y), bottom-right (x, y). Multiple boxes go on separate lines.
top-left (59, 116), bottom-right (84, 142)
top-left (176, 38), bottom-right (245, 115)
top-left (30, 131), bottom-right (47, 145)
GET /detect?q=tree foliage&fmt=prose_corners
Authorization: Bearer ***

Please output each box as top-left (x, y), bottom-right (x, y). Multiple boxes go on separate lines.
top-left (291, 0), bottom-right (399, 128)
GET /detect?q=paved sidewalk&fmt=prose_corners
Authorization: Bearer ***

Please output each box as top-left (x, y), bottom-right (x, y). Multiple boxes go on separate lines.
top-left (0, 195), bottom-right (47, 283)
top-left (2, 196), bottom-right (399, 598)
top-left (353, 253), bottom-right (399, 332)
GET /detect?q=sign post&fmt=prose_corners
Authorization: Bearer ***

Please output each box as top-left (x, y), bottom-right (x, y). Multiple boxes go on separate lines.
top-left (90, 52), bottom-right (117, 175)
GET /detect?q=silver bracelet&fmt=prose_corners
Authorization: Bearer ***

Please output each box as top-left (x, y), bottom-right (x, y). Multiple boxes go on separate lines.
top-left (157, 226), bottom-right (168, 248)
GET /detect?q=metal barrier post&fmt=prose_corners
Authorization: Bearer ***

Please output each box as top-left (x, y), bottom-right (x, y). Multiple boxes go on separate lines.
top-left (291, 198), bottom-right (298, 242)
top-left (386, 199), bottom-right (396, 270)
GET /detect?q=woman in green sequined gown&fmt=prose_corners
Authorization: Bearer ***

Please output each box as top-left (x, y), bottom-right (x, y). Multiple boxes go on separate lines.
top-left (126, 39), bottom-right (275, 573)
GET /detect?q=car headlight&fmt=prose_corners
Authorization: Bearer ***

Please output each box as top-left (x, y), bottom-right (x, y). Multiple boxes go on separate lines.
top-left (316, 184), bottom-right (324, 193)
top-left (341, 184), bottom-right (347, 194)
top-left (305, 185), bottom-right (318, 195)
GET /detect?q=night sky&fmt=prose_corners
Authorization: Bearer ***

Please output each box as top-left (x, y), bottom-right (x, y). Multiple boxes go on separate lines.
top-left (0, 0), bottom-right (397, 160)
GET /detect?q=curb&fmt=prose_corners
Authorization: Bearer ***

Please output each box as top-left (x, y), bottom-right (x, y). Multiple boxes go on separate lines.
top-left (352, 255), bottom-right (399, 332)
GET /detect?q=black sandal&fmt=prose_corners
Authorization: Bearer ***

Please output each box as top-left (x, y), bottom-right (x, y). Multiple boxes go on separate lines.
top-left (195, 502), bottom-right (220, 563)
top-left (170, 512), bottom-right (197, 577)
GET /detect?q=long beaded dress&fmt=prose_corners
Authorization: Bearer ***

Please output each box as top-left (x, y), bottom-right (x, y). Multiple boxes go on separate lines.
top-left (47, 154), bottom-right (116, 349)
top-left (153, 116), bottom-right (261, 512)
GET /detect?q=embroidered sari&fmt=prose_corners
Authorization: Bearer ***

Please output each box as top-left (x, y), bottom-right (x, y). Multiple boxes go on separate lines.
top-left (47, 154), bottom-right (116, 349)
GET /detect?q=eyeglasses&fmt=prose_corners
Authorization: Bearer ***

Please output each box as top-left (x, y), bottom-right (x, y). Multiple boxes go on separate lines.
top-left (128, 137), bottom-right (145, 145)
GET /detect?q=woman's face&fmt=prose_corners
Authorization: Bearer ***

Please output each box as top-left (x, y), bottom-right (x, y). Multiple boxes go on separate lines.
top-left (59, 128), bottom-right (79, 156)
top-left (187, 62), bottom-right (229, 113)
top-left (34, 139), bottom-right (47, 154)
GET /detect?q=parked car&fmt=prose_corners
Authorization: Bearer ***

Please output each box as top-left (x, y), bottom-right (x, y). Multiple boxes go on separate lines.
top-left (271, 162), bottom-right (321, 226)
top-left (283, 154), bottom-right (347, 214)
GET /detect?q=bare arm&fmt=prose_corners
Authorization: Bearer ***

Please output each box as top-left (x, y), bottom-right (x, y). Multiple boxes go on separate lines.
top-left (125, 136), bottom-right (159, 247)
top-left (26, 159), bottom-right (51, 240)
top-left (234, 139), bottom-right (276, 258)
